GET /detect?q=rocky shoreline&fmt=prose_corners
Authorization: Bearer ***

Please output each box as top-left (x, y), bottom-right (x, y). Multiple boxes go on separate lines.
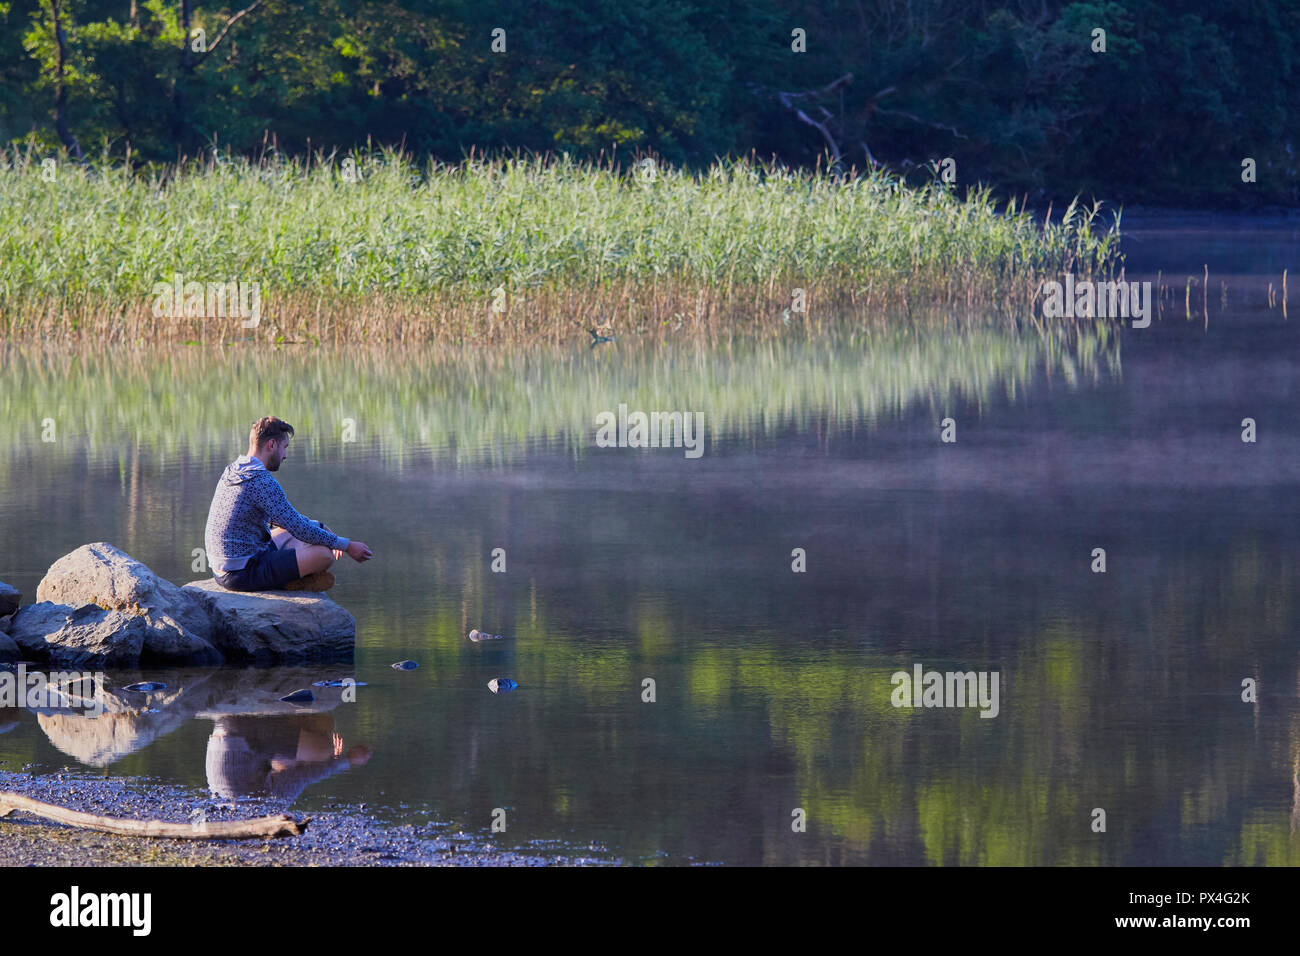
top-left (0, 769), bottom-right (616, 867)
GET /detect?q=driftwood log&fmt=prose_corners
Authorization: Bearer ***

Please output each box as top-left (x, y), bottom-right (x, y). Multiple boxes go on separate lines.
top-left (0, 791), bottom-right (308, 839)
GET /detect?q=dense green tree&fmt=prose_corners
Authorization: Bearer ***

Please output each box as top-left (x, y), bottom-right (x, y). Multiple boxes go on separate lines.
top-left (0, 0), bottom-right (1295, 205)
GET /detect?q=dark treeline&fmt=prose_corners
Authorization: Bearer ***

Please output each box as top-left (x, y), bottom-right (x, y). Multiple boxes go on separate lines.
top-left (1, 0), bottom-right (1296, 206)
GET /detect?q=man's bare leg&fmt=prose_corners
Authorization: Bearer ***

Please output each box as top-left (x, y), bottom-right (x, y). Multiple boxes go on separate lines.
top-left (270, 527), bottom-right (338, 577)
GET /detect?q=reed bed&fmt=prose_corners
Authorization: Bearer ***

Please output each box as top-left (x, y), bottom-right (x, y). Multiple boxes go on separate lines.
top-left (0, 149), bottom-right (1122, 345)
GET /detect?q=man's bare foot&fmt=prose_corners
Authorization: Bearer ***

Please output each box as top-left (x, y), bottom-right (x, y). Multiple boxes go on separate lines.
top-left (283, 570), bottom-right (335, 592)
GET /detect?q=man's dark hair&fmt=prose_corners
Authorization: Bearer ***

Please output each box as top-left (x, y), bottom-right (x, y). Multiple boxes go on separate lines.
top-left (250, 416), bottom-right (294, 449)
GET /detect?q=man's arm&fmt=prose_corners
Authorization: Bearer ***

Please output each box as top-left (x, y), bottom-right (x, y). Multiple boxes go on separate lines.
top-left (252, 475), bottom-right (350, 551)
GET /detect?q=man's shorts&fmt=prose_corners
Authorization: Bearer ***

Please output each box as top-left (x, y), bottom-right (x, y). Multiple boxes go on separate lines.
top-left (213, 541), bottom-right (302, 591)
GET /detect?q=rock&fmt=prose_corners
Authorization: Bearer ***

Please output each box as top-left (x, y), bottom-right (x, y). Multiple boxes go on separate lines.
top-left (7, 545), bottom-right (354, 668)
top-left (138, 614), bottom-right (223, 667)
top-left (7, 602), bottom-right (148, 668)
top-left (123, 682), bottom-right (168, 693)
top-left (279, 689), bottom-right (315, 704)
top-left (0, 632), bottom-right (19, 663)
top-left (8, 596), bottom-right (219, 667)
top-left (487, 678), bottom-right (518, 693)
top-left (0, 581), bottom-right (19, 617)
top-left (36, 543), bottom-right (221, 666)
top-left (183, 580), bottom-right (355, 665)
top-left (391, 660), bottom-right (418, 670)
top-left (468, 629), bottom-right (503, 642)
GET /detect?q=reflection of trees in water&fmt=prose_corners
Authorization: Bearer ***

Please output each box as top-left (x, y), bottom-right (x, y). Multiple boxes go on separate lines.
top-left (368, 531), bottom-right (1300, 865)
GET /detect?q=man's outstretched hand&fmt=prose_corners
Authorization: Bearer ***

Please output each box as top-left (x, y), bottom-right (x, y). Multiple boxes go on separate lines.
top-left (317, 522), bottom-right (371, 562)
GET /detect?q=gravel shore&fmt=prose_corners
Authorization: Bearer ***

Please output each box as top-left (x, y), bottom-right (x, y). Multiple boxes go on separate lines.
top-left (0, 770), bottom-right (616, 866)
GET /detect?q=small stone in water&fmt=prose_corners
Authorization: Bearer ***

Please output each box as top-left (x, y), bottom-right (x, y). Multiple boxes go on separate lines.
top-left (391, 660), bottom-right (419, 670)
top-left (279, 688), bottom-right (315, 704)
top-left (312, 679), bottom-right (367, 687)
top-left (468, 629), bottom-right (503, 642)
top-left (123, 682), bottom-right (167, 693)
top-left (487, 678), bottom-right (519, 693)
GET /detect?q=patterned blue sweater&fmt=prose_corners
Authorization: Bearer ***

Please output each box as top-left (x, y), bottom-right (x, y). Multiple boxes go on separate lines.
top-left (204, 455), bottom-right (349, 573)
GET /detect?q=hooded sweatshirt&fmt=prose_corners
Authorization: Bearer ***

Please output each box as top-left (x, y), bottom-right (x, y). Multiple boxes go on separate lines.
top-left (204, 455), bottom-right (349, 574)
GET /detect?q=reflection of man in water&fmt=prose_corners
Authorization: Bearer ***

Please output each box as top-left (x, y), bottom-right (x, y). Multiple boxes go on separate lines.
top-left (205, 713), bottom-right (371, 802)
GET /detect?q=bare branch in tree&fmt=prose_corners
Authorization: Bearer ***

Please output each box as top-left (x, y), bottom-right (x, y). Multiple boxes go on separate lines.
top-left (763, 58), bottom-right (966, 173)
top-left (776, 72), bottom-right (855, 105)
top-left (196, 0), bottom-right (268, 65)
top-left (875, 108), bottom-right (968, 139)
top-left (775, 74), bottom-right (855, 169)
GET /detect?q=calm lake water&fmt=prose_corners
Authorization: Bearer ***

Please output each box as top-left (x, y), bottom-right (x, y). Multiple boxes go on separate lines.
top-left (2, 211), bottom-right (1298, 865)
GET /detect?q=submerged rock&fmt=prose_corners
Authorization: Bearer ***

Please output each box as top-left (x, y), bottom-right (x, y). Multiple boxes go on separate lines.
top-left (184, 580), bottom-right (356, 665)
top-left (487, 678), bottom-right (518, 693)
top-left (123, 682), bottom-right (168, 693)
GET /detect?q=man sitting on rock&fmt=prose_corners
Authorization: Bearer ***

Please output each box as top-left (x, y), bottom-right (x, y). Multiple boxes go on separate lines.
top-left (204, 416), bottom-right (372, 592)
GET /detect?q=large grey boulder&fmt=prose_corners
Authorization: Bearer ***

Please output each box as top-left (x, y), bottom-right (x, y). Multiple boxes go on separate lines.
top-left (37, 542), bottom-right (212, 631)
top-left (7, 602), bottom-right (149, 668)
top-left (8, 545), bottom-right (354, 667)
top-left (184, 580), bottom-right (355, 665)
top-left (8, 599), bottom-right (222, 668)
top-left (0, 581), bottom-right (19, 617)
top-left (34, 543), bottom-right (221, 666)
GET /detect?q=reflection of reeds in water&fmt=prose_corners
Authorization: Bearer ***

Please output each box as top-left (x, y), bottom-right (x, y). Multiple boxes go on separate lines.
top-left (0, 323), bottom-right (1119, 465)
top-left (0, 152), bottom-right (1120, 344)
